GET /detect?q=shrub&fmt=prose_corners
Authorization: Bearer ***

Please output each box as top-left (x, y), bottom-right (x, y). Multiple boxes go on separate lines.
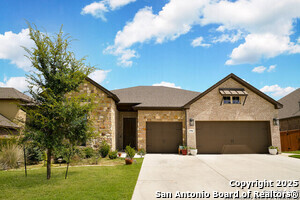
top-left (0, 143), bottom-right (23, 170)
top-left (26, 143), bottom-right (43, 165)
top-left (0, 138), bottom-right (17, 150)
top-left (84, 147), bottom-right (94, 158)
top-left (108, 150), bottom-right (118, 159)
top-left (125, 146), bottom-right (136, 159)
top-left (137, 148), bottom-right (146, 158)
top-left (74, 148), bottom-right (86, 159)
top-left (99, 142), bottom-right (110, 158)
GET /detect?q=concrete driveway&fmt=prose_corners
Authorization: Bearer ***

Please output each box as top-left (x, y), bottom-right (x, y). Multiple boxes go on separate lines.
top-left (132, 154), bottom-right (300, 199)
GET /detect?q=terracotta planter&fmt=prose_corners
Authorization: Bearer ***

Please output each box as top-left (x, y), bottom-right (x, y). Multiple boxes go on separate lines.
top-left (125, 158), bottom-right (133, 165)
top-left (181, 149), bottom-right (187, 155)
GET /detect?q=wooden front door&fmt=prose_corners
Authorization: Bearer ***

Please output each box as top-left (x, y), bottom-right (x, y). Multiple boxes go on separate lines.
top-left (123, 118), bottom-right (136, 149)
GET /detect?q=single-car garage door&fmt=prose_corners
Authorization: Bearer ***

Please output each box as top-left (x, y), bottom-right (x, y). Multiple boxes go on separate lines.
top-left (196, 121), bottom-right (271, 154)
top-left (146, 122), bottom-right (182, 153)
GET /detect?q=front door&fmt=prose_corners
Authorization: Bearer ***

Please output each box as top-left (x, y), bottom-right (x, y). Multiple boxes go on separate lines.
top-left (123, 118), bottom-right (136, 149)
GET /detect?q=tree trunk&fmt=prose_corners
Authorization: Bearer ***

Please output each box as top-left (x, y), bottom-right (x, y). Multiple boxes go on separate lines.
top-left (65, 162), bottom-right (69, 179)
top-left (23, 145), bottom-right (27, 177)
top-left (47, 148), bottom-right (52, 180)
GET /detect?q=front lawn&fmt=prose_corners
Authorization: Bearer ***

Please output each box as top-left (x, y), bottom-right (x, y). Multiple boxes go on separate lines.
top-left (283, 150), bottom-right (300, 159)
top-left (289, 155), bottom-right (300, 159)
top-left (283, 150), bottom-right (300, 154)
top-left (0, 158), bottom-right (143, 200)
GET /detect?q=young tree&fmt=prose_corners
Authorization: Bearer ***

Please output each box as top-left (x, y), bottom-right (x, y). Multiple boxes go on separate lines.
top-left (22, 23), bottom-right (95, 179)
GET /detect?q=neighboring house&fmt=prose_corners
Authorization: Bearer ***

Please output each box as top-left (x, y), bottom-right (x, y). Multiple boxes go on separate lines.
top-left (278, 88), bottom-right (300, 151)
top-left (74, 73), bottom-right (282, 154)
top-left (278, 88), bottom-right (300, 131)
top-left (0, 88), bottom-right (32, 137)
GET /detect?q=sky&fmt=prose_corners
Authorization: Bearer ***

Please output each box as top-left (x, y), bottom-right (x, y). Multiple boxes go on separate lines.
top-left (0, 0), bottom-right (299, 100)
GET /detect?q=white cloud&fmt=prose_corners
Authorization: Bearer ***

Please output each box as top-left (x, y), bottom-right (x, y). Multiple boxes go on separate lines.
top-left (105, 0), bottom-right (208, 66)
top-left (212, 30), bottom-right (243, 43)
top-left (88, 69), bottom-right (111, 83)
top-left (225, 33), bottom-right (299, 65)
top-left (252, 66), bottom-right (266, 73)
top-left (106, 0), bottom-right (300, 66)
top-left (81, 2), bottom-right (108, 21)
top-left (252, 64), bottom-right (276, 73)
top-left (81, 0), bottom-right (136, 21)
top-left (267, 65), bottom-right (276, 72)
top-left (152, 81), bottom-right (181, 89)
top-left (109, 0), bottom-right (136, 10)
top-left (191, 36), bottom-right (210, 47)
top-left (103, 46), bottom-right (137, 66)
top-left (260, 85), bottom-right (295, 97)
top-left (0, 29), bottom-right (34, 71)
top-left (0, 77), bottom-right (29, 92)
top-left (297, 37), bottom-right (300, 43)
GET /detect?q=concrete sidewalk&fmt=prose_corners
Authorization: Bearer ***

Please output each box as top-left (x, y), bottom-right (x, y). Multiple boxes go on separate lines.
top-left (132, 154), bottom-right (300, 199)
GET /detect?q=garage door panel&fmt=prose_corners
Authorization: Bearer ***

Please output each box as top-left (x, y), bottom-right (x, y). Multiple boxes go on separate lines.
top-left (196, 121), bottom-right (271, 154)
top-left (146, 122), bottom-right (182, 153)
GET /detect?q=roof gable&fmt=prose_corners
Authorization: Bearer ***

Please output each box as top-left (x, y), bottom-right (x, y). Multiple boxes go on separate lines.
top-left (184, 73), bottom-right (283, 109)
top-left (85, 77), bottom-right (119, 102)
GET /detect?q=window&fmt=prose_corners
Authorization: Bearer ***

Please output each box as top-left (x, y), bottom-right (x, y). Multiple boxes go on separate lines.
top-left (223, 96), bottom-right (231, 104)
top-left (232, 96), bottom-right (240, 104)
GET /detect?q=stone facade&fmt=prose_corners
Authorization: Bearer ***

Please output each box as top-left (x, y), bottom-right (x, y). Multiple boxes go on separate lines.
top-left (280, 117), bottom-right (300, 131)
top-left (117, 111), bottom-right (138, 150)
top-left (68, 80), bottom-right (117, 149)
top-left (186, 78), bottom-right (281, 150)
top-left (137, 110), bottom-right (186, 150)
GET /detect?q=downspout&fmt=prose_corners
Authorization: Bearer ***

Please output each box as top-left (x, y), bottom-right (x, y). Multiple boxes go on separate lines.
top-left (185, 108), bottom-right (188, 146)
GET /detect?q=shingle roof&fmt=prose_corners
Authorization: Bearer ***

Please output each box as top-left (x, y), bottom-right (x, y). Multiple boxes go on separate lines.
top-left (111, 86), bottom-right (200, 109)
top-left (278, 88), bottom-right (300, 119)
top-left (0, 114), bottom-right (19, 129)
top-left (0, 88), bottom-right (32, 102)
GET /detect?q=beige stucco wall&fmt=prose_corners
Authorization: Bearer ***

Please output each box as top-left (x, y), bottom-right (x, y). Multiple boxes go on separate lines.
top-left (186, 78), bottom-right (281, 150)
top-left (137, 110), bottom-right (186, 150)
top-left (117, 112), bottom-right (138, 150)
top-left (68, 80), bottom-right (117, 150)
top-left (0, 99), bottom-right (26, 130)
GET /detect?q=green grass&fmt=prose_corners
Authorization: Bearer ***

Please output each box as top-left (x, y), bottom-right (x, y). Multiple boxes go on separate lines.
top-left (283, 150), bottom-right (300, 154)
top-left (0, 158), bottom-right (143, 200)
top-left (289, 155), bottom-right (300, 159)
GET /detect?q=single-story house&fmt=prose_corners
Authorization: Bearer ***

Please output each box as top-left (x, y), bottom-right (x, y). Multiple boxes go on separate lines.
top-left (278, 88), bottom-right (300, 151)
top-left (0, 88), bottom-right (31, 137)
top-left (71, 73), bottom-right (282, 153)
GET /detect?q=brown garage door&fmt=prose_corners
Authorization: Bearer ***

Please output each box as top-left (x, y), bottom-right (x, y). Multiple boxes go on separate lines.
top-left (146, 122), bottom-right (182, 153)
top-left (196, 121), bottom-right (271, 154)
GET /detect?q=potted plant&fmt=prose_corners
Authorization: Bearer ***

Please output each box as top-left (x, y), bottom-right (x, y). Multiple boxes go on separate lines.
top-left (125, 146), bottom-right (136, 165)
top-left (178, 145), bottom-right (184, 154)
top-left (189, 147), bottom-right (197, 156)
top-left (137, 148), bottom-right (146, 158)
top-left (181, 146), bottom-right (187, 155)
top-left (268, 146), bottom-right (278, 155)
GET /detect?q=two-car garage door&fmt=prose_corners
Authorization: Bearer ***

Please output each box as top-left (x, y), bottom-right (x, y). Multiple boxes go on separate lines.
top-left (145, 121), bottom-right (271, 154)
top-left (196, 121), bottom-right (271, 154)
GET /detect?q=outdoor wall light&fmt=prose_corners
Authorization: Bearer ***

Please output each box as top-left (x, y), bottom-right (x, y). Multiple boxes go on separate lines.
top-left (273, 118), bottom-right (279, 126)
top-left (189, 118), bottom-right (194, 126)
